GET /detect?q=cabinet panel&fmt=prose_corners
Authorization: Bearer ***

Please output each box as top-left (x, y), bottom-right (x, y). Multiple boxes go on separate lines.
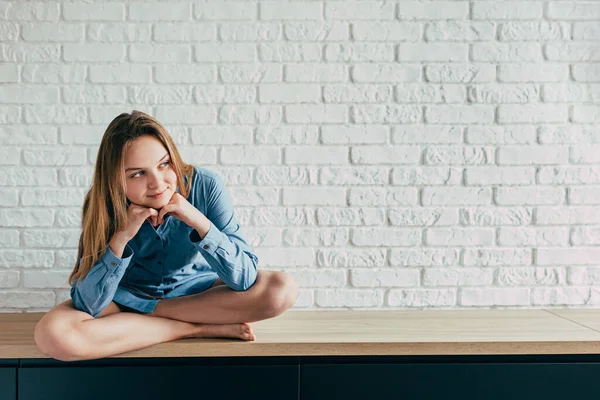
top-left (0, 368), bottom-right (16, 400)
top-left (302, 363), bottom-right (600, 400)
top-left (20, 364), bottom-right (297, 400)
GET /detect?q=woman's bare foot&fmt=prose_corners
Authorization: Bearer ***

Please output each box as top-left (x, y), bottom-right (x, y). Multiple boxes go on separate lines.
top-left (191, 322), bottom-right (255, 341)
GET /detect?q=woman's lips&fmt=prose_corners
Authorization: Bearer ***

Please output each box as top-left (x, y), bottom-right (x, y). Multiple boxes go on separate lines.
top-left (149, 190), bottom-right (165, 199)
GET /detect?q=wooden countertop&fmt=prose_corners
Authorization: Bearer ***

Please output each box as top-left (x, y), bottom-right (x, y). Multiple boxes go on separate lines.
top-left (2, 309), bottom-right (600, 359)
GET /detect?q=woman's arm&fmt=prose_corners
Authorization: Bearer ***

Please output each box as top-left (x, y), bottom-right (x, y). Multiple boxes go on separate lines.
top-left (70, 236), bottom-right (134, 318)
top-left (188, 173), bottom-right (258, 291)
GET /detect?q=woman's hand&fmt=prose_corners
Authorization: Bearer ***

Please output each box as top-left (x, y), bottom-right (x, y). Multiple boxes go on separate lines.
top-left (157, 192), bottom-right (204, 228)
top-left (116, 203), bottom-right (160, 242)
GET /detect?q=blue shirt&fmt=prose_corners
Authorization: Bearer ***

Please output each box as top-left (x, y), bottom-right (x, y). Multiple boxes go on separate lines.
top-left (70, 166), bottom-right (259, 318)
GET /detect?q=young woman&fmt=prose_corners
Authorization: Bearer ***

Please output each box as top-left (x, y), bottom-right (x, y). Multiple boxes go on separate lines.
top-left (34, 110), bottom-right (298, 362)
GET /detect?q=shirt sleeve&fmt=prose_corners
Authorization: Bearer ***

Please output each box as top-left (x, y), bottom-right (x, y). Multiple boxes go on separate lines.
top-left (70, 244), bottom-right (134, 318)
top-left (189, 172), bottom-right (258, 291)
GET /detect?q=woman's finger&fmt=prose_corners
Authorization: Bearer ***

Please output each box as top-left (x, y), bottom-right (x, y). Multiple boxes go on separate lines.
top-left (157, 205), bottom-right (171, 224)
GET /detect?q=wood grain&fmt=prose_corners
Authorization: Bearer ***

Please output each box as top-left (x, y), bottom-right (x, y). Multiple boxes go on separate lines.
top-left (2, 309), bottom-right (600, 359)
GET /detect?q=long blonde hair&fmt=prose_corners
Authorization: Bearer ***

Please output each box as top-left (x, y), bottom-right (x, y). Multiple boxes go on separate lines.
top-left (68, 110), bottom-right (194, 286)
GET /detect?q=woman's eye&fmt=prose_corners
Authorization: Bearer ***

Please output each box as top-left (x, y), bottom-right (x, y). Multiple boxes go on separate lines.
top-left (130, 161), bottom-right (169, 178)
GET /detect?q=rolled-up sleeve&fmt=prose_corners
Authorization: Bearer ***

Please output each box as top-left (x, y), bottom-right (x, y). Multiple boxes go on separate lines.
top-left (189, 173), bottom-right (258, 291)
top-left (70, 244), bottom-right (134, 318)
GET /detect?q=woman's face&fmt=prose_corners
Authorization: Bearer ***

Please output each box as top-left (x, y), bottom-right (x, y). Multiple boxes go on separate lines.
top-left (123, 135), bottom-right (177, 209)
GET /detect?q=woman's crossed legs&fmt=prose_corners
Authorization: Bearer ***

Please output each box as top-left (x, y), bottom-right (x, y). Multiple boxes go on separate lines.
top-left (34, 270), bottom-right (298, 362)
top-left (150, 270), bottom-right (298, 324)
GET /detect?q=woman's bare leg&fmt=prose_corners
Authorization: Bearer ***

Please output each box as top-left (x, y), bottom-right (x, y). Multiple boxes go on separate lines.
top-left (150, 270), bottom-right (298, 325)
top-left (34, 299), bottom-right (254, 362)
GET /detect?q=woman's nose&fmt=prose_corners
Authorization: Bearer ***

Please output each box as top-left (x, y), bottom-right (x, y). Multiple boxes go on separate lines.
top-left (147, 172), bottom-right (163, 188)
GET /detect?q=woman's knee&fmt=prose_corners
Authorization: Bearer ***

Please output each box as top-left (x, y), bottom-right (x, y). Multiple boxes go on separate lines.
top-left (261, 271), bottom-right (298, 316)
top-left (34, 302), bottom-right (89, 362)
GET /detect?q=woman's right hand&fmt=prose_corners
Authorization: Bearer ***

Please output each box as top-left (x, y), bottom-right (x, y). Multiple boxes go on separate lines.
top-left (115, 203), bottom-right (159, 243)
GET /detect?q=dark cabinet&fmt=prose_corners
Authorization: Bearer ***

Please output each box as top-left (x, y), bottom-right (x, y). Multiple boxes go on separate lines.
top-left (0, 368), bottom-right (16, 400)
top-left (8, 356), bottom-right (600, 400)
top-left (301, 362), bottom-right (600, 400)
top-left (19, 364), bottom-right (298, 400)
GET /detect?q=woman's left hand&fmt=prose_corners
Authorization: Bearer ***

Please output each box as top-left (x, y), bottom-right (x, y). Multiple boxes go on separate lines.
top-left (156, 192), bottom-right (203, 228)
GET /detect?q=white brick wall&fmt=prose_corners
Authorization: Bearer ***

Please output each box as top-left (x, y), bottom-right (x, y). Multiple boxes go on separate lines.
top-left (0, 0), bottom-right (598, 312)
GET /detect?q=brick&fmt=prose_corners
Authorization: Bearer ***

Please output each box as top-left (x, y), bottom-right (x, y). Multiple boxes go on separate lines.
top-left (352, 22), bottom-right (420, 41)
top-left (63, 3), bottom-right (123, 20)
top-left (532, 287), bottom-right (593, 306)
top-left (317, 248), bottom-right (386, 267)
top-left (460, 288), bottom-right (530, 306)
top-left (497, 146), bottom-right (568, 165)
top-left (546, 44), bottom-right (600, 61)
top-left (220, 22), bottom-right (279, 42)
top-left (398, 1), bottom-right (468, 19)
top-left (324, 84), bottom-right (392, 103)
top-left (424, 269), bottom-right (493, 286)
top-left (466, 125), bottom-right (536, 144)
top-left (498, 64), bottom-right (568, 83)
top-left (425, 105), bottom-right (494, 124)
top-left (498, 267), bottom-right (564, 286)
top-left (128, 3), bottom-right (190, 21)
top-left (353, 64), bottom-right (420, 82)
top-left (194, 2), bottom-right (256, 20)
top-left (351, 269), bottom-right (420, 287)
top-left (538, 125), bottom-right (600, 144)
top-left (472, 43), bottom-right (541, 62)
top-left (459, 207), bottom-right (533, 226)
top-left (88, 23), bottom-right (151, 42)
top-left (317, 207), bottom-right (385, 225)
top-left (499, 22), bottom-right (569, 41)
top-left (425, 228), bottom-right (494, 246)
top-left (426, 21), bottom-right (495, 41)
top-left (472, 2), bottom-right (542, 19)
top-left (260, 84), bottom-right (320, 103)
top-left (425, 64), bottom-right (495, 83)
top-left (326, 2), bottom-right (395, 20)
top-left (389, 289), bottom-right (456, 306)
top-left (283, 188), bottom-right (346, 206)
top-left (262, 43), bottom-right (321, 62)
top-left (498, 227), bottom-right (569, 246)
top-left (395, 84), bottom-right (466, 103)
top-left (392, 167), bottom-right (462, 185)
top-left (256, 126), bottom-right (319, 145)
top-left (424, 146), bottom-right (494, 165)
top-left (465, 167), bottom-right (535, 185)
top-left (467, 84), bottom-right (539, 103)
top-left (548, 2), bottom-right (600, 19)
top-left (537, 206), bottom-right (600, 225)
top-left (390, 248), bottom-right (460, 266)
top-left (155, 23), bottom-right (214, 41)
top-left (497, 104), bottom-right (568, 123)
top-left (352, 228), bottom-right (421, 246)
top-left (398, 43), bottom-right (468, 61)
top-left (496, 187), bottom-right (565, 205)
top-left (569, 186), bottom-right (600, 205)
top-left (463, 248), bottom-right (532, 266)
top-left (351, 145), bottom-right (420, 165)
top-left (316, 289), bottom-right (384, 307)
top-left (21, 23), bottom-right (83, 42)
top-left (263, 2), bottom-right (321, 20)
top-left (286, 22), bottom-right (348, 41)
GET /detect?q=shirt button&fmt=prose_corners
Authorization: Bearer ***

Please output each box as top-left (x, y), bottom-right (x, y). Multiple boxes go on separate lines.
top-left (158, 261), bottom-right (162, 265)
top-left (156, 236), bottom-right (160, 240)
top-left (203, 245), bottom-right (209, 249)
top-left (111, 261), bottom-right (117, 266)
